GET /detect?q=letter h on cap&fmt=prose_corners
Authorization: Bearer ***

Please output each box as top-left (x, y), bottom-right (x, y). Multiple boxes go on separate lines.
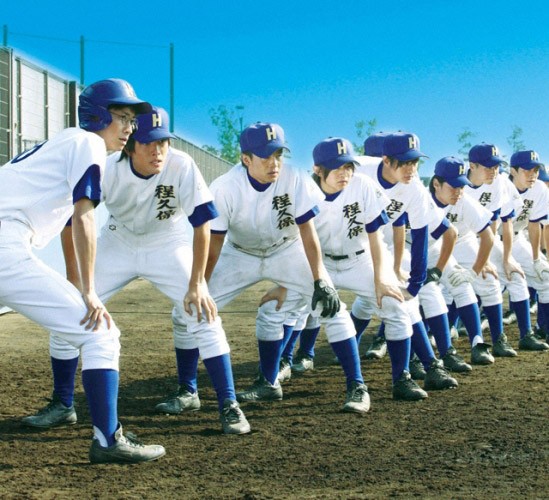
top-left (408, 136), bottom-right (417, 149)
top-left (152, 113), bottom-right (162, 128)
top-left (337, 141), bottom-right (347, 155)
top-left (266, 127), bottom-right (277, 141)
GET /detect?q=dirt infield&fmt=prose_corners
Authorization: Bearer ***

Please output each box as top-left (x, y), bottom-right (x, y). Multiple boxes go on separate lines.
top-left (0, 279), bottom-right (548, 499)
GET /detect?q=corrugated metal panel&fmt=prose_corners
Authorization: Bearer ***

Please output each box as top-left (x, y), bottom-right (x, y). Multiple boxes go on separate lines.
top-left (0, 47), bottom-right (11, 165)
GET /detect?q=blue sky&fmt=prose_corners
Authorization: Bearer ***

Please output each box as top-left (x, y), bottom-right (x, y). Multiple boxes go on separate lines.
top-left (3, 0), bottom-right (549, 176)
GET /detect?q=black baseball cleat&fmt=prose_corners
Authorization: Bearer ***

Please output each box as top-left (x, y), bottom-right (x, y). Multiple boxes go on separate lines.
top-left (21, 393), bottom-right (77, 428)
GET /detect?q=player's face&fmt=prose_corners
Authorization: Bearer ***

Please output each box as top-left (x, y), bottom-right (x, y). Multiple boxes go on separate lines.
top-left (512, 166), bottom-right (539, 191)
top-left (383, 158), bottom-right (419, 184)
top-left (469, 163), bottom-right (499, 185)
top-left (244, 150), bottom-right (284, 184)
top-left (96, 106), bottom-right (137, 152)
top-left (321, 163), bottom-right (354, 194)
top-left (130, 139), bottom-right (170, 177)
top-left (434, 180), bottom-right (464, 206)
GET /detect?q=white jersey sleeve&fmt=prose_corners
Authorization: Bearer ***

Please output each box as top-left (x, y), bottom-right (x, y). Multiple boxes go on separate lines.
top-left (512, 180), bottom-right (549, 232)
top-left (445, 192), bottom-right (492, 240)
top-left (0, 128), bottom-right (107, 248)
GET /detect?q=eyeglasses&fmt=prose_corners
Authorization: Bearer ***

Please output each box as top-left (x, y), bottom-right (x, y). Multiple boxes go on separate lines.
top-left (110, 111), bottom-right (138, 130)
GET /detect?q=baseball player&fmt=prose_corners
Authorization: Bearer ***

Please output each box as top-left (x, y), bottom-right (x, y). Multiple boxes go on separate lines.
top-left (260, 136), bottom-right (458, 400)
top-left (202, 122), bottom-right (370, 414)
top-left (464, 143), bottom-right (541, 353)
top-left (349, 132), bottom-right (459, 391)
top-left (359, 133), bottom-right (471, 374)
top-left (505, 150), bottom-right (549, 349)
top-left (0, 79), bottom-right (165, 464)
top-left (23, 107), bottom-right (251, 435)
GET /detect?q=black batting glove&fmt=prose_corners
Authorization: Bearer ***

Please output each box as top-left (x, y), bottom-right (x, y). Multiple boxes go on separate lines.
top-left (424, 267), bottom-right (442, 285)
top-left (312, 279), bottom-right (340, 318)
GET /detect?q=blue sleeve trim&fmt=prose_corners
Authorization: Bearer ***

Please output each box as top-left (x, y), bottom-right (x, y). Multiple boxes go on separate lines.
top-left (430, 218), bottom-right (450, 241)
top-left (72, 164), bottom-right (102, 207)
top-left (500, 209), bottom-right (515, 222)
top-left (392, 212), bottom-right (408, 227)
top-left (366, 212), bottom-right (389, 233)
top-left (531, 214), bottom-right (548, 223)
top-left (407, 225), bottom-right (428, 296)
top-left (491, 208), bottom-right (501, 221)
top-left (188, 201), bottom-right (218, 228)
top-left (296, 206), bottom-right (319, 225)
top-left (211, 229), bottom-right (228, 235)
top-left (477, 222), bottom-right (492, 234)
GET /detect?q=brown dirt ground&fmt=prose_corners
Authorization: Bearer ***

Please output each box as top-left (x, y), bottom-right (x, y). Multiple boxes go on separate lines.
top-left (0, 279), bottom-right (548, 499)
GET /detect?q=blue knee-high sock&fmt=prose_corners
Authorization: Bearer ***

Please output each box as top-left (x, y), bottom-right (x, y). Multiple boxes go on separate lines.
top-left (377, 322), bottom-right (386, 338)
top-left (203, 354), bottom-right (236, 411)
top-left (258, 339), bottom-right (284, 385)
top-left (425, 314), bottom-right (451, 358)
top-left (483, 303), bottom-right (503, 343)
top-left (330, 337), bottom-right (363, 388)
top-left (387, 338), bottom-right (411, 382)
top-left (529, 287), bottom-right (538, 303)
top-left (82, 369), bottom-right (118, 447)
top-left (537, 298), bottom-right (545, 331)
top-left (447, 302), bottom-right (458, 328)
top-left (457, 303), bottom-right (483, 345)
top-left (537, 301), bottom-right (549, 332)
top-left (510, 299), bottom-right (532, 339)
top-left (297, 326), bottom-right (320, 358)
top-left (281, 325), bottom-right (300, 363)
top-left (351, 313), bottom-right (371, 347)
top-left (411, 321), bottom-right (436, 370)
top-left (175, 347), bottom-right (199, 393)
top-left (51, 356), bottom-right (79, 407)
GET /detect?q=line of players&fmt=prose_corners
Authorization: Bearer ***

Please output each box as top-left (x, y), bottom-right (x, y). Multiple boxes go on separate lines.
top-left (18, 84), bottom-right (549, 463)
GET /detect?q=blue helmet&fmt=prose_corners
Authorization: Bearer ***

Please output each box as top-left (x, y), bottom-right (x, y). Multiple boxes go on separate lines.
top-left (78, 78), bottom-right (151, 131)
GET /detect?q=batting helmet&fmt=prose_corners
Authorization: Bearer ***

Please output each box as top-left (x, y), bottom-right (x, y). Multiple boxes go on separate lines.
top-left (78, 78), bottom-right (151, 132)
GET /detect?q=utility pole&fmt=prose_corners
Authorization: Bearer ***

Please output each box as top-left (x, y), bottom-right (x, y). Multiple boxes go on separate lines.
top-left (80, 36), bottom-right (85, 86)
top-left (170, 43), bottom-right (174, 133)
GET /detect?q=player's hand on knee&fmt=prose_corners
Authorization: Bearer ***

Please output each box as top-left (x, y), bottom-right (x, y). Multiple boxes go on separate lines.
top-left (533, 258), bottom-right (549, 280)
top-left (424, 267), bottom-right (442, 285)
top-left (504, 259), bottom-right (525, 280)
top-left (448, 265), bottom-right (475, 287)
top-left (80, 291), bottom-right (112, 331)
top-left (376, 282), bottom-right (404, 307)
top-left (479, 261), bottom-right (498, 280)
top-left (259, 286), bottom-right (288, 311)
top-left (312, 279), bottom-right (340, 318)
top-left (184, 283), bottom-right (218, 323)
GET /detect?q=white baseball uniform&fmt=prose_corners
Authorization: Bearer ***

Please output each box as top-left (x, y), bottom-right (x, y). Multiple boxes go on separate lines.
top-left (49, 147), bottom-right (231, 361)
top-left (0, 128), bottom-right (120, 370)
top-left (207, 162), bottom-right (355, 343)
top-left (464, 173), bottom-right (530, 303)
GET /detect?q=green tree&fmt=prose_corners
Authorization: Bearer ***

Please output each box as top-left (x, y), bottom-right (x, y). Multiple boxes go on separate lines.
top-left (457, 127), bottom-right (476, 161)
top-left (353, 118), bottom-right (377, 153)
top-left (203, 105), bottom-right (245, 164)
top-left (507, 125), bottom-right (525, 152)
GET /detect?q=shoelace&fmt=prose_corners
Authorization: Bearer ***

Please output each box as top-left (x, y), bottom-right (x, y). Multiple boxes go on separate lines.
top-left (349, 386), bottom-right (367, 402)
top-left (222, 405), bottom-right (242, 423)
top-left (122, 432), bottom-right (145, 448)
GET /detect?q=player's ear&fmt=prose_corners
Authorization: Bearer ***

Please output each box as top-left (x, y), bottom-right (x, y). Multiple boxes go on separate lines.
top-left (241, 153), bottom-right (252, 168)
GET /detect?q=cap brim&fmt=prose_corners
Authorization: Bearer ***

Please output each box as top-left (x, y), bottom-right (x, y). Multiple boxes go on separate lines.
top-left (393, 150), bottom-right (428, 162)
top-left (513, 161), bottom-right (544, 170)
top-left (321, 155), bottom-right (360, 170)
top-left (446, 175), bottom-right (473, 188)
top-left (133, 129), bottom-right (176, 144)
top-left (476, 156), bottom-right (507, 168)
top-left (253, 143), bottom-right (290, 159)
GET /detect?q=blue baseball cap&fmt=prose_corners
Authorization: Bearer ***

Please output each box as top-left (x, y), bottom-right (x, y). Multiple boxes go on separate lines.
top-left (313, 137), bottom-right (359, 170)
top-left (381, 132), bottom-right (428, 161)
top-left (538, 164), bottom-right (549, 182)
top-left (434, 156), bottom-right (473, 188)
top-left (239, 122), bottom-right (289, 158)
top-left (363, 132), bottom-right (388, 158)
top-left (468, 143), bottom-right (506, 167)
top-left (132, 107), bottom-right (176, 144)
top-left (510, 150), bottom-right (544, 170)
